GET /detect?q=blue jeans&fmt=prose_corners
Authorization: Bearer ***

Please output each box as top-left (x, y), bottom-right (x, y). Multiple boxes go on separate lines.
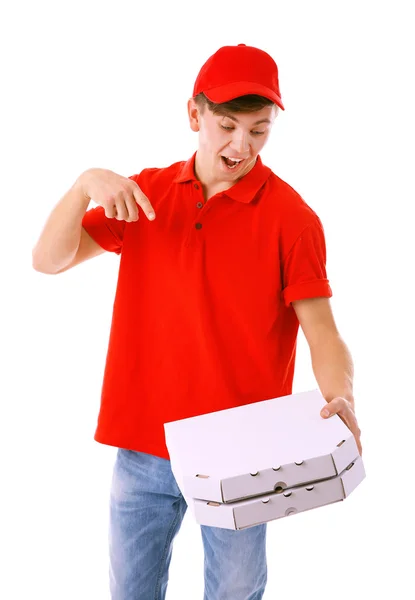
top-left (109, 449), bottom-right (268, 599)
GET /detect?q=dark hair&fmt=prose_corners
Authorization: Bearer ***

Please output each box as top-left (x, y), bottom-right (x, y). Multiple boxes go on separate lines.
top-left (194, 92), bottom-right (276, 116)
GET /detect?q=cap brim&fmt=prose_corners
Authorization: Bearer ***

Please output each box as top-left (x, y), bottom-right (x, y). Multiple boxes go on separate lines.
top-left (203, 81), bottom-right (285, 110)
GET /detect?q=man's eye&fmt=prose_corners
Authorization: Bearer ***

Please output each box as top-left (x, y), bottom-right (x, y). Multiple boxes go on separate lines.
top-left (220, 125), bottom-right (265, 136)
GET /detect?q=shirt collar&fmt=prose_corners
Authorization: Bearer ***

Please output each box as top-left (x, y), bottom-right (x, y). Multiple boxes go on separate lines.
top-left (172, 152), bottom-right (272, 204)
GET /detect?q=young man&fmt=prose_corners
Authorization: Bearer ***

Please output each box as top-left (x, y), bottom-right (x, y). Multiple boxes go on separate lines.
top-left (33, 44), bottom-right (362, 600)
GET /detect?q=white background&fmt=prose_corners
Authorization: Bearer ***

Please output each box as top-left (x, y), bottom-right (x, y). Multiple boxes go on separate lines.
top-left (1, 0), bottom-right (414, 598)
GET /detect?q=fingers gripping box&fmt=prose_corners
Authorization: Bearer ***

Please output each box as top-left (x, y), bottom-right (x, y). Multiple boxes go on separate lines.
top-left (164, 389), bottom-right (365, 528)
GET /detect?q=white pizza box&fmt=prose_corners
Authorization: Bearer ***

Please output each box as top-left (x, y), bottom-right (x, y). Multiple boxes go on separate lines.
top-left (192, 455), bottom-right (365, 530)
top-left (164, 389), bottom-right (359, 504)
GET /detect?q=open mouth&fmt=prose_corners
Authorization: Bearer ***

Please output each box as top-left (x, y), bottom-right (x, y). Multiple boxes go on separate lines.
top-left (221, 156), bottom-right (246, 171)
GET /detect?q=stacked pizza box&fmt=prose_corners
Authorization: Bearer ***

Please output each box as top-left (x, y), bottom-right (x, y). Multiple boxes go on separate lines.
top-left (164, 388), bottom-right (365, 530)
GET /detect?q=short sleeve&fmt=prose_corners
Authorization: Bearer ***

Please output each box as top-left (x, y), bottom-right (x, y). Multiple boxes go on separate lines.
top-left (281, 217), bottom-right (333, 307)
top-left (81, 174), bottom-right (139, 255)
top-left (82, 206), bottom-right (125, 254)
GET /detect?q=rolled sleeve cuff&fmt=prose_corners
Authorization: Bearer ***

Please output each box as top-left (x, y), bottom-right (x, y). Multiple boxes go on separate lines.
top-left (282, 279), bottom-right (333, 307)
top-left (82, 208), bottom-right (123, 255)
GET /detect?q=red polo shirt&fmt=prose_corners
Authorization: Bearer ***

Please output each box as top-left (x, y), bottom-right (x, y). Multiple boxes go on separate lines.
top-left (82, 152), bottom-right (332, 459)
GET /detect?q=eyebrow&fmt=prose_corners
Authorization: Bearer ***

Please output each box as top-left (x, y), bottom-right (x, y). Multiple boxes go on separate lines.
top-left (221, 115), bottom-right (271, 125)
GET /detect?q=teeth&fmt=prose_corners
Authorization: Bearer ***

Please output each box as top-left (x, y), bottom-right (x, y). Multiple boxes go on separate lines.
top-left (225, 157), bottom-right (243, 162)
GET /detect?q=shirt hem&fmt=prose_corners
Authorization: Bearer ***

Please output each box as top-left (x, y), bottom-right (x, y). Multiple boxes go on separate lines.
top-left (94, 431), bottom-right (170, 460)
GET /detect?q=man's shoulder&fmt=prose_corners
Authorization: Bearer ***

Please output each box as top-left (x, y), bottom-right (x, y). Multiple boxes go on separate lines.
top-left (130, 158), bottom-right (186, 186)
top-left (266, 169), bottom-right (321, 224)
top-left (267, 170), bottom-right (303, 201)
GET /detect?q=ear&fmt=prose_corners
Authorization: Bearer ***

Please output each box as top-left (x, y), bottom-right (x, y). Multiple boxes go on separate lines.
top-left (187, 98), bottom-right (201, 132)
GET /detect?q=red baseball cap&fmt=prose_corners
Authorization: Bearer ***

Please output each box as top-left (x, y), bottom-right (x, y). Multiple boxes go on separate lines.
top-left (193, 44), bottom-right (285, 110)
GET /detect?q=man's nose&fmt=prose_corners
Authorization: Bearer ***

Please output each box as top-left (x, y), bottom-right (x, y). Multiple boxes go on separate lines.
top-left (229, 132), bottom-right (249, 155)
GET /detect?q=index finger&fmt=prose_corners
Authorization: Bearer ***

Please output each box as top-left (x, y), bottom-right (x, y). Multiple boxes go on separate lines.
top-left (132, 186), bottom-right (156, 221)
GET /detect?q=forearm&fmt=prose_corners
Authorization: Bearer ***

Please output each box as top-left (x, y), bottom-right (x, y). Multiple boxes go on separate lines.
top-left (310, 335), bottom-right (355, 409)
top-left (32, 174), bottom-right (91, 274)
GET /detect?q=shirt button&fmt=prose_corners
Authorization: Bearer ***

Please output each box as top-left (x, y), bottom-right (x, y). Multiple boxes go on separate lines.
top-left (194, 183), bottom-right (200, 189)
top-left (196, 202), bottom-right (203, 209)
top-left (195, 222), bottom-right (203, 230)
